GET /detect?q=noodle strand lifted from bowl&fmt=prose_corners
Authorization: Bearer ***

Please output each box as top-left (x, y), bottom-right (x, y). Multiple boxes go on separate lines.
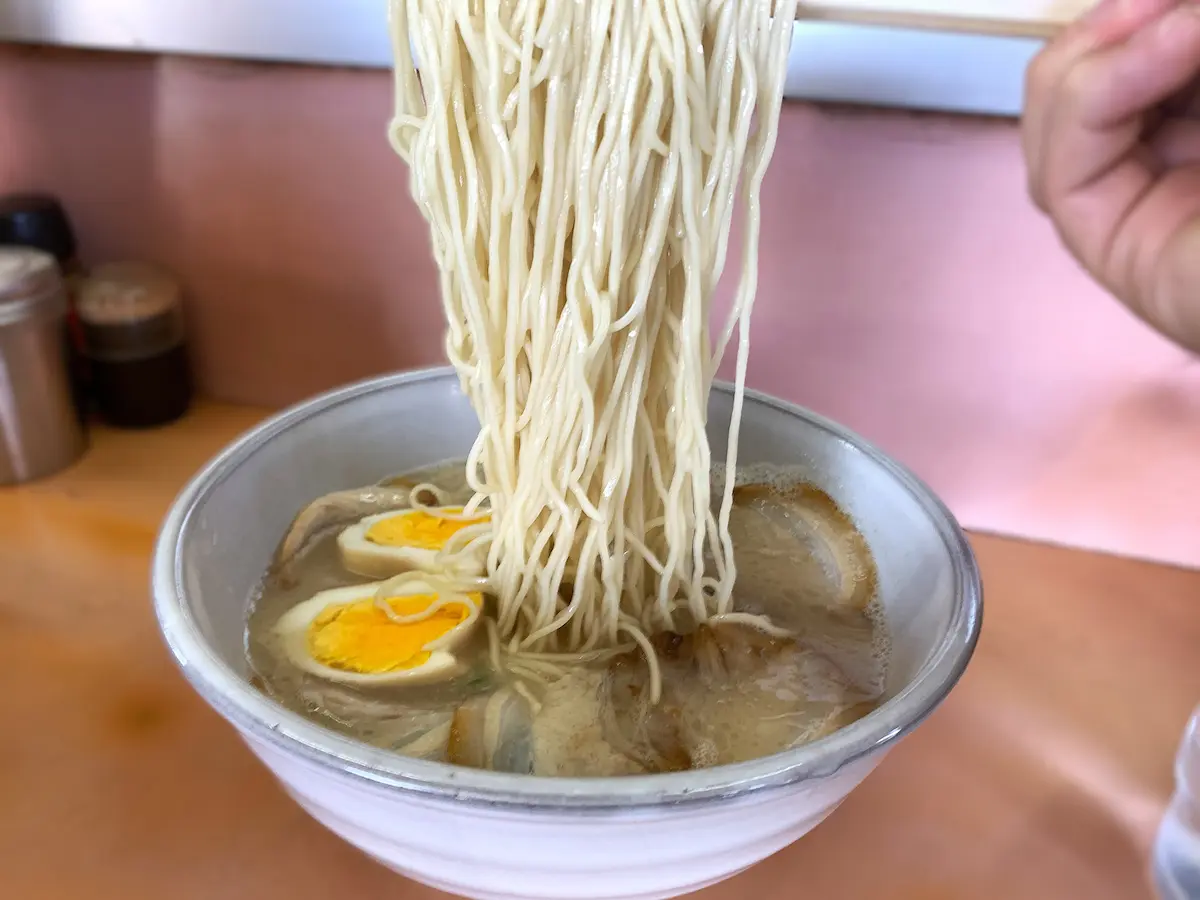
top-left (384, 0), bottom-right (800, 702)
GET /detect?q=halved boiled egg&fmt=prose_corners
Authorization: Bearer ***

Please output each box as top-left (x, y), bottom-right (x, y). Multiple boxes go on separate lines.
top-left (338, 507), bottom-right (490, 579)
top-left (274, 579), bottom-right (483, 686)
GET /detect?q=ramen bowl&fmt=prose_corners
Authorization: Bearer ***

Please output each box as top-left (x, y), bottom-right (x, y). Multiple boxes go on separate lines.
top-left (152, 368), bottom-right (982, 900)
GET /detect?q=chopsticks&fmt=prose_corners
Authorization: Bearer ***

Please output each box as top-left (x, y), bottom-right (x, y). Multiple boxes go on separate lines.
top-left (796, 3), bottom-right (1073, 40)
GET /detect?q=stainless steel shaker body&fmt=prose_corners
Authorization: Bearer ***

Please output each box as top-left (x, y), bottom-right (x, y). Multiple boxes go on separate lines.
top-left (0, 247), bottom-right (88, 485)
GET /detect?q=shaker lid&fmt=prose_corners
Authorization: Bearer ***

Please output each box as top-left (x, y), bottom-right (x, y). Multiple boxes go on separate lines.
top-left (76, 262), bottom-right (185, 362)
top-left (0, 246), bottom-right (67, 327)
top-left (77, 262), bottom-right (182, 326)
top-left (0, 194), bottom-right (77, 264)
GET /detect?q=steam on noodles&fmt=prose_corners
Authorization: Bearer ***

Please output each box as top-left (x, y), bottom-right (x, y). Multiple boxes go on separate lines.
top-left (384, 0), bottom-right (800, 701)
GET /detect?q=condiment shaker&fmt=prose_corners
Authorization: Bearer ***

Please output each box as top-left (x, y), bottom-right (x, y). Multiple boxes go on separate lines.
top-left (0, 193), bottom-right (89, 420)
top-left (0, 247), bottom-right (88, 485)
top-left (76, 262), bottom-right (193, 429)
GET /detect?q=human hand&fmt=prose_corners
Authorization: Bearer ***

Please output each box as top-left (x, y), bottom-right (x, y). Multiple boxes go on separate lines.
top-left (1024, 0), bottom-right (1200, 353)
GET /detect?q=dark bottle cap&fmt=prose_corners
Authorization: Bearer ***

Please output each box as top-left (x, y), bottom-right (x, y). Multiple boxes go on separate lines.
top-left (0, 193), bottom-right (78, 264)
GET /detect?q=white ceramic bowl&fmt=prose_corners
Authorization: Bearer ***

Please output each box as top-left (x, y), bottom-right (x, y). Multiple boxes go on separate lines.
top-left (152, 368), bottom-right (982, 900)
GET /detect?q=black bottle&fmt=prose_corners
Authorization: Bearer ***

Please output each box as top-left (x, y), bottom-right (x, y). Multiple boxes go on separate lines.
top-left (76, 262), bottom-right (193, 429)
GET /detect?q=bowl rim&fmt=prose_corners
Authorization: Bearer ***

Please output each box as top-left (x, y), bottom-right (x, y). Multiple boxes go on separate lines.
top-left (152, 367), bottom-right (983, 811)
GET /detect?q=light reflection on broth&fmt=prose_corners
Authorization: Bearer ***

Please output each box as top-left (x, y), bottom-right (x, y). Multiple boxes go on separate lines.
top-left (245, 461), bottom-right (889, 777)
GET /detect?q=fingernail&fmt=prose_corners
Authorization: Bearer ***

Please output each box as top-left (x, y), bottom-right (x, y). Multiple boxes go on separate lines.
top-left (1090, 0), bottom-right (1182, 22)
top-left (1085, 0), bottom-right (1121, 19)
top-left (1082, 0), bottom-right (1180, 42)
top-left (1072, 0), bottom-right (1124, 48)
top-left (1159, 0), bottom-right (1200, 31)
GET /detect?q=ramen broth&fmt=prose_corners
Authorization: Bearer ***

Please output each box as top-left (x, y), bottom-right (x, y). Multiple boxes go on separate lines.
top-left (245, 461), bottom-right (889, 777)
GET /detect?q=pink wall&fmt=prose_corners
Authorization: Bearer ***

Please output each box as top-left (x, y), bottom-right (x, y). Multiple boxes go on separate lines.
top-left (2, 44), bottom-right (1198, 569)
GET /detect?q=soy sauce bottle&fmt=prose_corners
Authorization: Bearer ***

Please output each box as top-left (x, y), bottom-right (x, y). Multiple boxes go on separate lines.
top-left (76, 262), bottom-right (193, 428)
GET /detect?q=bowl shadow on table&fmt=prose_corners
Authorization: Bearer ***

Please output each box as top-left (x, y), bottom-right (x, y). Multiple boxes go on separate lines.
top-left (0, 623), bottom-right (408, 900)
top-left (727, 687), bottom-right (1157, 900)
top-left (116, 653), bottom-right (413, 899)
top-left (8, 621), bottom-right (1148, 900)
top-left (168, 697), bottom-right (1156, 900)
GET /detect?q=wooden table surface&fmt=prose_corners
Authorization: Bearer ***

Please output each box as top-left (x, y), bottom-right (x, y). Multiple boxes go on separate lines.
top-left (2, 403), bottom-right (1197, 899)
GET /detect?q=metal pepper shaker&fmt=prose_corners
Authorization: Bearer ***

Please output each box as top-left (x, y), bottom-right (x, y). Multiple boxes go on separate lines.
top-left (0, 247), bottom-right (88, 485)
top-left (0, 193), bottom-right (90, 421)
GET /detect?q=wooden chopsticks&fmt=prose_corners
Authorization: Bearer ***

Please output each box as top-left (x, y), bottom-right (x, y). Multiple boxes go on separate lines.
top-left (796, 3), bottom-right (1071, 40)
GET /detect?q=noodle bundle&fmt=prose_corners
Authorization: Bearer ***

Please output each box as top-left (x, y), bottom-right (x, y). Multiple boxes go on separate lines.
top-left (386, 0), bottom-right (799, 686)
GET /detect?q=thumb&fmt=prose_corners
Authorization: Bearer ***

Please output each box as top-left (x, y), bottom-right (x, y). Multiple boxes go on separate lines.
top-left (1070, 4), bottom-right (1200, 130)
top-left (1152, 217), bottom-right (1200, 354)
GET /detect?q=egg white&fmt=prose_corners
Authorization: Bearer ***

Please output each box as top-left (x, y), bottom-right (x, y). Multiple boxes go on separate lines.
top-left (273, 579), bottom-right (482, 686)
top-left (338, 508), bottom-right (488, 579)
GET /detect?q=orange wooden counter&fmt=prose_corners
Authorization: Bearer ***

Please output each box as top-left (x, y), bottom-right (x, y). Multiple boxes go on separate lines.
top-left (2, 404), bottom-right (1197, 899)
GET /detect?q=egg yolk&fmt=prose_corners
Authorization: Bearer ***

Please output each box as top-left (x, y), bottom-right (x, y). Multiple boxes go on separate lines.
top-left (307, 593), bottom-right (476, 674)
top-left (365, 508), bottom-right (490, 551)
